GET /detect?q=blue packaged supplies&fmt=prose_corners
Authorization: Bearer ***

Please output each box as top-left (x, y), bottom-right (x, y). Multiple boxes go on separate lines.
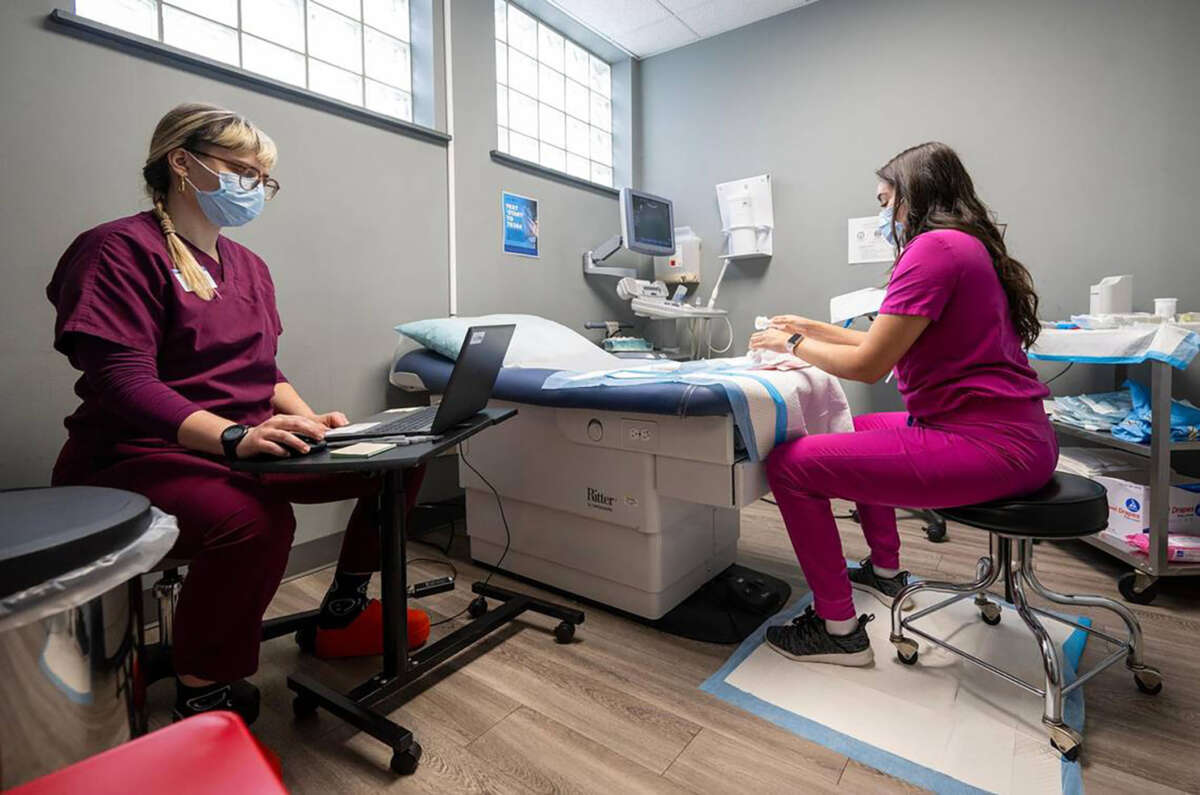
top-left (1111, 380), bottom-right (1200, 443)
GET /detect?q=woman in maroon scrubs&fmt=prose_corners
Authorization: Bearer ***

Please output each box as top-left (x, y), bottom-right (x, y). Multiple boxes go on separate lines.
top-left (46, 103), bottom-right (428, 724)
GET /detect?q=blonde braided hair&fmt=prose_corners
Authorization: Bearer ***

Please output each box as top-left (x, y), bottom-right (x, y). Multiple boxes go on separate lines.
top-left (142, 103), bottom-right (277, 301)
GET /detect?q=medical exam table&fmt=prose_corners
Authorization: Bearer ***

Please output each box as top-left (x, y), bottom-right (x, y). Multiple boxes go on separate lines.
top-left (391, 349), bottom-right (770, 620)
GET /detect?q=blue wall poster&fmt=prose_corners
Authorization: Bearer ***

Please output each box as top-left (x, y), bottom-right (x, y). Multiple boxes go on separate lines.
top-left (502, 191), bottom-right (539, 258)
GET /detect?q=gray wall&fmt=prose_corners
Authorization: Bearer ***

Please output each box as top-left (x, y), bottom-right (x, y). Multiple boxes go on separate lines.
top-left (0, 0), bottom-right (450, 543)
top-left (449, 0), bottom-right (641, 324)
top-left (638, 0), bottom-right (1200, 409)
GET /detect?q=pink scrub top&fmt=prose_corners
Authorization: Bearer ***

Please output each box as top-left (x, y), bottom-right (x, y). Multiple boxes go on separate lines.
top-left (879, 228), bottom-right (1049, 423)
top-left (47, 211), bottom-right (284, 465)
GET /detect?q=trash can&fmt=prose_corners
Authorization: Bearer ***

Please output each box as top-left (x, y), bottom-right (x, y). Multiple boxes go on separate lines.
top-left (0, 486), bottom-right (178, 788)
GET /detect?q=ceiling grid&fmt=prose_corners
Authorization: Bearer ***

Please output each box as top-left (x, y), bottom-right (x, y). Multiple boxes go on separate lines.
top-left (544, 0), bottom-right (820, 58)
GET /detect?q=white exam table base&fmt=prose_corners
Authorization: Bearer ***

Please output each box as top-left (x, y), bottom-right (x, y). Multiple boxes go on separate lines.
top-left (458, 401), bottom-right (769, 620)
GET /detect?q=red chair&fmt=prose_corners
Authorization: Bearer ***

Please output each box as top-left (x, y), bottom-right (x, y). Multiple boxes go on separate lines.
top-left (9, 712), bottom-right (285, 795)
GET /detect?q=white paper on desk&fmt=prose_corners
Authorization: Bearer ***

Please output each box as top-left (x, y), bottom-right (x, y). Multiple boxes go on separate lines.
top-left (848, 216), bottom-right (895, 264)
top-left (325, 421), bottom-right (380, 438)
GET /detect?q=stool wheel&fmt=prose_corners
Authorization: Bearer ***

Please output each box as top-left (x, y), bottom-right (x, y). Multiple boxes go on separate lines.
top-left (892, 637), bottom-right (919, 665)
top-left (295, 625), bottom-right (316, 654)
top-left (924, 517), bottom-right (948, 544)
top-left (980, 602), bottom-right (1002, 626)
top-left (468, 596), bottom-right (488, 618)
top-left (1118, 572), bottom-right (1159, 605)
top-left (1133, 666), bottom-right (1163, 695)
top-left (554, 621), bottom-right (576, 644)
top-left (292, 693), bottom-right (318, 719)
top-left (1048, 723), bottom-right (1082, 762)
top-left (390, 742), bottom-right (422, 775)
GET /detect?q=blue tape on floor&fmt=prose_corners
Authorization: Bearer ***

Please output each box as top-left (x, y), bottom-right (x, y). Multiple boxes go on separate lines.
top-left (701, 578), bottom-right (1091, 795)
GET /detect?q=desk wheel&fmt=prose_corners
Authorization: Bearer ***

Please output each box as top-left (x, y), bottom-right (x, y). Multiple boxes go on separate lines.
top-left (923, 517), bottom-right (948, 543)
top-left (554, 621), bottom-right (576, 644)
top-left (468, 596), bottom-right (488, 618)
top-left (1133, 666), bottom-right (1163, 695)
top-left (1048, 723), bottom-right (1082, 762)
top-left (390, 742), bottom-right (422, 775)
top-left (292, 693), bottom-right (319, 719)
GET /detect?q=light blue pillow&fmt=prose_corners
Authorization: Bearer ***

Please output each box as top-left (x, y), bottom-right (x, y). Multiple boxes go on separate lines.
top-left (395, 314), bottom-right (618, 371)
top-left (395, 316), bottom-right (500, 360)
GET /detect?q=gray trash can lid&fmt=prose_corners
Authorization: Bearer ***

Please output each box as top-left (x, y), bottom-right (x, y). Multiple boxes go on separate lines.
top-left (0, 486), bottom-right (152, 599)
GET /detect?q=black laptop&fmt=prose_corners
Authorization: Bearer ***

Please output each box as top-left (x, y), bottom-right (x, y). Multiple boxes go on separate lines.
top-left (327, 324), bottom-right (515, 441)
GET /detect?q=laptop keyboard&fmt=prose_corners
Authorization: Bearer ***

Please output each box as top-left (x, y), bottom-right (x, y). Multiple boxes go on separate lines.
top-left (368, 407), bottom-right (437, 435)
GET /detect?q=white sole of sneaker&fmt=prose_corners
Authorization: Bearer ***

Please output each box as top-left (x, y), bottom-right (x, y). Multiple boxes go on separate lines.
top-left (852, 581), bottom-right (915, 611)
top-left (766, 640), bottom-right (875, 667)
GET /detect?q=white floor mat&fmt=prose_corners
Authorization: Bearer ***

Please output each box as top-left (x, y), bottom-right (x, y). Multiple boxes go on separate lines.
top-left (702, 586), bottom-right (1088, 794)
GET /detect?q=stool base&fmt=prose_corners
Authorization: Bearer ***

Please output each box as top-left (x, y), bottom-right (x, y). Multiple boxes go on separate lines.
top-left (888, 535), bottom-right (1162, 760)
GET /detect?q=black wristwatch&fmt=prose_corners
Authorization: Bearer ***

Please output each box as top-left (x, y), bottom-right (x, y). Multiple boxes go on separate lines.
top-left (788, 332), bottom-right (804, 352)
top-left (220, 424), bottom-right (250, 460)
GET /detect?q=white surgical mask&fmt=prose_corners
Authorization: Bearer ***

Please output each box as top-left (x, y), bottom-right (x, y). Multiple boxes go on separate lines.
top-left (185, 151), bottom-right (265, 227)
top-left (877, 204), bottom-right (902, 247)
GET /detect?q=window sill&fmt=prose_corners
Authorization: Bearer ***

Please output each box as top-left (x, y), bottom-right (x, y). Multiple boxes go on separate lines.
top-left (47, 9), bottom-right (451, 147)
top-left (489, 151), bottom-right (618, 198)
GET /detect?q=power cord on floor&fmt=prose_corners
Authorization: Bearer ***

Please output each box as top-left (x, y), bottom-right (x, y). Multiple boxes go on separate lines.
top-left (428, 444), bottom-right (513, 627)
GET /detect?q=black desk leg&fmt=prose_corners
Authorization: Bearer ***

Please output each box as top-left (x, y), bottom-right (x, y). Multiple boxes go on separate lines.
top-left (380, 470), bottom-right (410, 679)
top-left (287, 469), bottom-right (423, 774)
top-left (282, 461), bottom-right (582, 776)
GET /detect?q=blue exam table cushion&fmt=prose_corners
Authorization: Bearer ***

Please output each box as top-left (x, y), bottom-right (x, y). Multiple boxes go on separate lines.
top-left (394, 349), bottom-right (733, 417)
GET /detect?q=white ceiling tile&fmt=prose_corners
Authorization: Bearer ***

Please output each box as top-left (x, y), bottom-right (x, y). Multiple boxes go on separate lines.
top-left (656, 0), bottom-right (711, 13)
top-left (617, 14), bottom-right (699, 58)
top-left (676, 0), bottom-right (807, 38)
top-left (543, 0), bottom-right (821, 59)
top-left (547, 0), bottom-right (672, 36)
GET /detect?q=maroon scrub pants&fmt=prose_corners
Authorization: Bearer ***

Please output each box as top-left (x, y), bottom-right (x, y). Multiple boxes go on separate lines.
top-left (55, 448), bottom-right (424, 682)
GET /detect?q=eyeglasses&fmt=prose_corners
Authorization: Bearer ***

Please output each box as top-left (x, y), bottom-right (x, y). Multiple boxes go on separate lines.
top-left (187, 148), bottom-right (280, 200)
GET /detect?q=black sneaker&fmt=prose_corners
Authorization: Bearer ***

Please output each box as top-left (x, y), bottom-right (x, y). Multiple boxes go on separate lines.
top-left (849, 558), bottom-right (914, 610)
top-left (764, 607), bottom-right (874, 666)
top-left (173, 679), bottom-right (261, 725)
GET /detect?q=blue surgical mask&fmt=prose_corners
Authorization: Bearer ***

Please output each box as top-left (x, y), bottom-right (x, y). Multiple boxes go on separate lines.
top-left (186, 152), bottom-right (264, 227)
top-left (877, 205), bottom-right (902, 247)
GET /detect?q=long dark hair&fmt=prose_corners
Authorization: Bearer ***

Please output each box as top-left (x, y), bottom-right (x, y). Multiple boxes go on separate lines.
top-left (877, 142), bottom-right (1040, 348)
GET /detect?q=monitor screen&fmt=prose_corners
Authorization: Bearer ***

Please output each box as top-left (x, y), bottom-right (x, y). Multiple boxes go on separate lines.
top-left (620, 188), bottom-right (675, 256)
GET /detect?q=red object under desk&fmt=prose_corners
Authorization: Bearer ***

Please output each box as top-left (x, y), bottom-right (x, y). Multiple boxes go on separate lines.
top-left (9, 712), bottom-right (285, 795)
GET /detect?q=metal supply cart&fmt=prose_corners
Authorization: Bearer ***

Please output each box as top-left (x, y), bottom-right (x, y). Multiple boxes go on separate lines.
top-left (1034, 350), bottom-right (1200, 604)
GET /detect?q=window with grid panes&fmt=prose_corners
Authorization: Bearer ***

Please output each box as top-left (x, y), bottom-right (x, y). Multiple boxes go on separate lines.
top-left (494, 1), bottom-right (613, 187)
top-left (73, 0), bottom-right (416, 123)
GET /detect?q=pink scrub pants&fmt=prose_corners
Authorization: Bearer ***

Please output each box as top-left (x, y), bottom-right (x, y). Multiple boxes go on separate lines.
top-left (764, 405), bottom-right (1058, 622)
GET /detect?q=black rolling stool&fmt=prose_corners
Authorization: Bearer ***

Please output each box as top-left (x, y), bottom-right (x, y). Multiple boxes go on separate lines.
top-left (887, 472), bottom-right (1163, 761)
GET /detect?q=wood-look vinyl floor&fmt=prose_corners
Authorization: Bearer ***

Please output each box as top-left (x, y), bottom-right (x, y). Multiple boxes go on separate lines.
top-left (144, 500), bottom-right (1200, 793)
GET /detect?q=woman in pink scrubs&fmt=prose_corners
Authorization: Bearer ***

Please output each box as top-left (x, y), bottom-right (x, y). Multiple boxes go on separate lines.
top-left (749, 142), bottom-right (1055, 666)
top-left (47, 103), bottom-right (428, 724)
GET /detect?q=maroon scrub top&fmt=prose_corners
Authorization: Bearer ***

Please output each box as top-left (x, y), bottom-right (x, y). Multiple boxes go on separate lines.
top-left (47, 211), bottom-right (284, 471)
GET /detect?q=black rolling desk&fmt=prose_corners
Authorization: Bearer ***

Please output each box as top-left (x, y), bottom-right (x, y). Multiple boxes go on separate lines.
top-left (234, 407), bottom-right (584, 774)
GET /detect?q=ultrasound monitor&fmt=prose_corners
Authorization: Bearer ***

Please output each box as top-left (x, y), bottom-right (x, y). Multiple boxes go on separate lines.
top-left (619, 188), bottom-right (675, 257)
